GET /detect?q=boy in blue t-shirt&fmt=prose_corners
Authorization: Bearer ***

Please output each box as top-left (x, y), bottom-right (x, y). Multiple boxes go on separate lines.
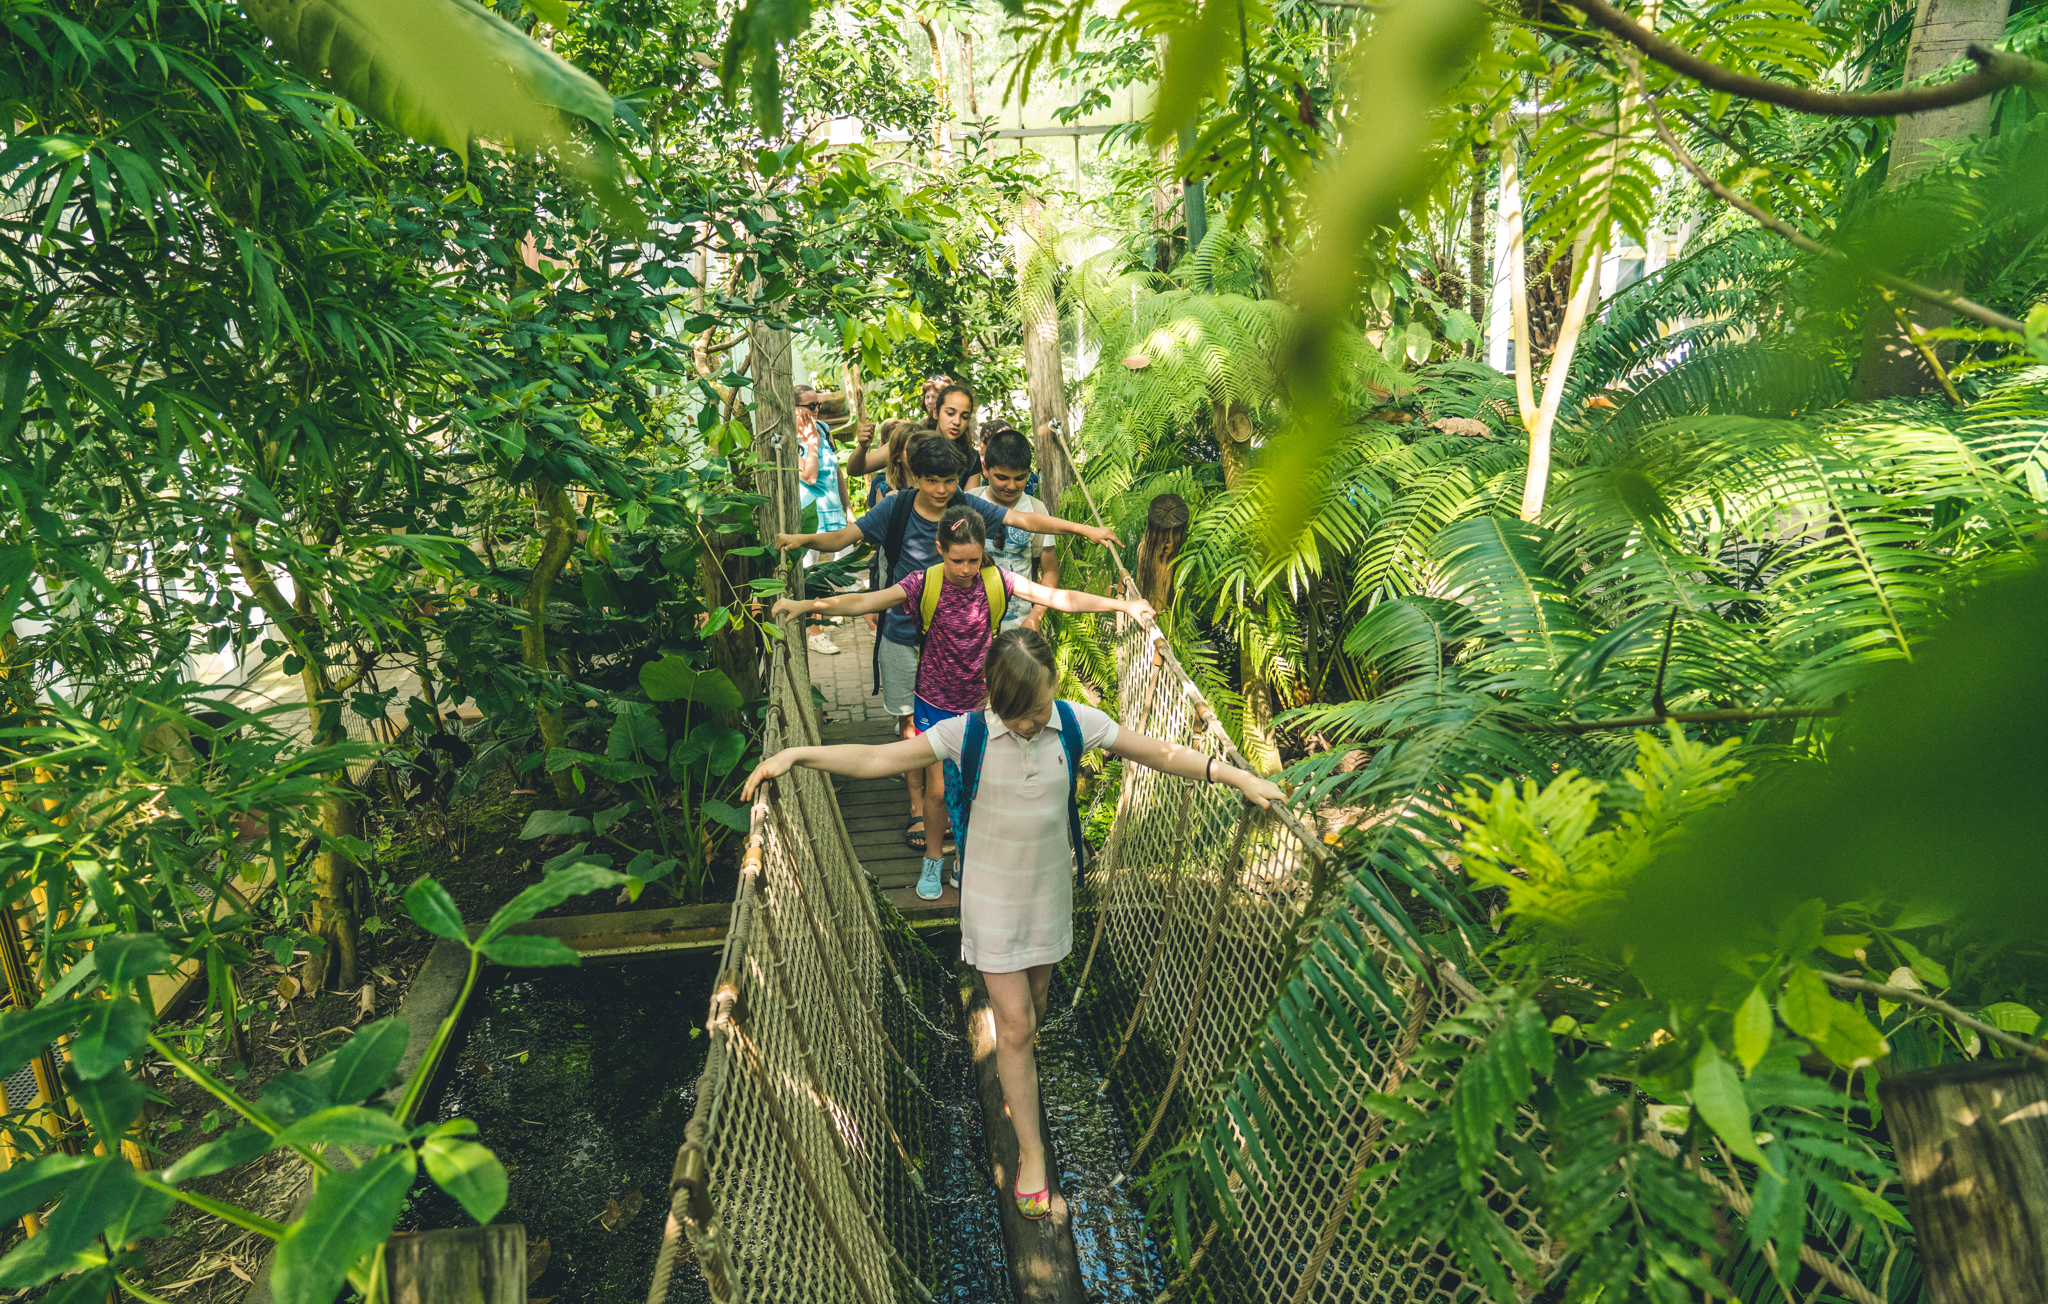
top-left (777, 433), bottom-right (1119, 861)
top-left (968, 425), bottom-right (1058, 631)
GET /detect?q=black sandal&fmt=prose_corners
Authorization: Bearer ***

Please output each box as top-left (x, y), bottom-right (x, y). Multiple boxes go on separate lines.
top-left (905, 818), bottom-right (927, 852)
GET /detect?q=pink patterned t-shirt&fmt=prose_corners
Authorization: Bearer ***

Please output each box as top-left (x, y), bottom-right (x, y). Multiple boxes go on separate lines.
top-left (897, 567), bottom-right (1019, 713)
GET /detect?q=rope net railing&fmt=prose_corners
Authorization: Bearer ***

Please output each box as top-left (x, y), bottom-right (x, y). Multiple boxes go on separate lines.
top-left (640, 566), bottom-right (1543, 1304)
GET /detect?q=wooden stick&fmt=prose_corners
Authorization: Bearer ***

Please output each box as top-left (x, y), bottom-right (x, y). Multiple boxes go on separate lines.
top-left (1821, 971), bottom-right (2048, 1064)
top-left (1635, 69), bottom-right (2026, 334)
top-left (1578, 0), bottom-right (2045, 117)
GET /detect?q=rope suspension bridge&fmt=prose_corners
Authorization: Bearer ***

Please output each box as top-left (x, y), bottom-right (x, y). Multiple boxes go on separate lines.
top-left (636, 438), bottom-right (1539, 1304)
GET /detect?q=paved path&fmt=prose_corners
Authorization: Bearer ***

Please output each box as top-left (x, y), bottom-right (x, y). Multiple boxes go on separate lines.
top-left (806, 617), bottom-right (960, 925)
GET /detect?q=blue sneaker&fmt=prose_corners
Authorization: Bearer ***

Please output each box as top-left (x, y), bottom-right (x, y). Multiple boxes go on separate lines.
top-left (916, 857), bottom-right (944, 900)
top-left (949, 860), bottom-right (961, 890)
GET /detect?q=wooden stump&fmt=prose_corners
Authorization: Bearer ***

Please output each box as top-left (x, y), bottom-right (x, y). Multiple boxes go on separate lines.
top-left (386, 1225), bottom-right (527, 1304)
top-left (1136, 494), bottom-right (1188, 615)
top-left (963, 971), bottom-right (1086, 1304)
top-left (1879, 1059), bottom-right (2048, 1304)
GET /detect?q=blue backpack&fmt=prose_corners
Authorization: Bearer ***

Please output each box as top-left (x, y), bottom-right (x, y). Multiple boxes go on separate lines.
top-left (957, 700), bottom-right (1091, 890)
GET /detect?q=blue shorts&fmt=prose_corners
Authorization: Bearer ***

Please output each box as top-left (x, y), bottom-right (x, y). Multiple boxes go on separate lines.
top-left (912, 696), bottom-right (968, 839)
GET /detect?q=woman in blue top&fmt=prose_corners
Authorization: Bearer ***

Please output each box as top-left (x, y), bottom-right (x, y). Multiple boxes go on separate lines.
top-left (797, 405), bottom-right (852, 655)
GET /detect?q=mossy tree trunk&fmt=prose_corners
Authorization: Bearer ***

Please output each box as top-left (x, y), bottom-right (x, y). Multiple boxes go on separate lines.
top-left (1213, 401), bottom-right (1282, 774)
top-left (1852, 0), bottom-right (2012, 399)
top-left (521, 477), bottom-right (580, 800)
top-left (228, 499), bottom-right (368, 993)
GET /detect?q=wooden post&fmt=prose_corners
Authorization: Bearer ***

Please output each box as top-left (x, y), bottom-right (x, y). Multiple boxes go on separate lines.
top-left (1879, 1059), bottom-right (2048, 1304)
top-left (386, 1226), bottom-right (527, 1304)
top-left (749, 317), bottom-right (800, 613)
top-left (963, 972), bottom-right (1085, 1304)
top-left (1135, 493), bottom-right (1188, 615)
top-left (1017, 194), bottom-right (1070, 517)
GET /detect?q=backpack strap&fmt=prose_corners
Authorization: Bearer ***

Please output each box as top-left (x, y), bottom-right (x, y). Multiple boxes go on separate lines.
top-left (957, 711), bottom-right (990, 891)
top-left (1055, 700), bottom-right (1089, 888)
top-left (916, 563), bottom-right (946, 642)
top-left (981, 566), bottom-right (1007, 631)
top-left (871, 491), bottom-right (919, 696)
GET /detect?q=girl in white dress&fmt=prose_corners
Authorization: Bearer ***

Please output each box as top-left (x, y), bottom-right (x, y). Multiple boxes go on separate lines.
top-left (742, 628), bottom-right (1285, 1220)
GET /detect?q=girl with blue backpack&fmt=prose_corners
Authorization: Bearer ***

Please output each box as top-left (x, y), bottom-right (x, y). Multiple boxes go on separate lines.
top-left (741, 627), bottom-right (1285, 1223)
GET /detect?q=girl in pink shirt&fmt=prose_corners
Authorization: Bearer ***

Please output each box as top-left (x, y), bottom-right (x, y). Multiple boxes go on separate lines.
top-left (772, 504), bottom-right (1149, 900)
top-left (744, 628), bottom-right (1284, 1222)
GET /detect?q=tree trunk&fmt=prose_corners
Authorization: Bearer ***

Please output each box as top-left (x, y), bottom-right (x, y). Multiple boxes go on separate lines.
top-left (955, 27), bottom-right (978, 116)
top-left (916, 15), bottom-right (951, 160)
top-left (1497, 119), bottom-right (1539, 432)
top-left (521, 478), bottom-right (579, 801)
top-left (228, 520), bottom-right (362, 992)
top-left (1467, 138), bottom-right (1490, 354)
top-left (1520, 232), bottom-right (1601, 522)
top-left (1852, 0), bottom-right (2012, 399)
top-left (1152, 143), bottom-right (1178, 272)
top-left (1136, 494), bottom-right (1189, 613)
top-left (386, 1226), bottom-right (527, 1304)
top-left (750, 319), bottom-right (800, 581)
top-left (701, 522), bottom-right (761, 719)
top-left (1180, 123), bottom-right (1208, 267)
top-left (1213, 402), bottom-right (1282, 773)
top-left (1018, 194), bottom-right (1071, 515)
top-left (1879, 1059), bottom-right (2048, 1304)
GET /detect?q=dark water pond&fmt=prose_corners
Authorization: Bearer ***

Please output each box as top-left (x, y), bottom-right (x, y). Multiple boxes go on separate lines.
top-left (402, 951), bottom-right (720, 1304)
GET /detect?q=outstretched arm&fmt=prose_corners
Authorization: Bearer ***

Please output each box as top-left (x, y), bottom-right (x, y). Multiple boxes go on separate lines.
top-left (1106, 730), bottom-right (1286, 808)
top-left (771, 584), bottom-right (906, 622)
top-left (775, 522), bottom-right (864, 553)
top-left (1011, 577), bottom-right (1152, 623)
top-left (1004, 508), bottom-right (1119, 550)
top-left (742, 734), bottom-right (940, 798)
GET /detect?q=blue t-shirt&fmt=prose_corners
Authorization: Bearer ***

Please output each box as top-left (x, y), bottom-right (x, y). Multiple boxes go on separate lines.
top-left (799, 438), bottom-right (849, 533)
top-left (857, 491), bottom-right (1010, 646)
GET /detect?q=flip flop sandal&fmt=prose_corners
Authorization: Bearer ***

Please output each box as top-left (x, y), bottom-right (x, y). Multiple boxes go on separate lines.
top-left (904, 818), bottom-right (926, 852)
top-left (1014, 1182), bottom-right (1051, 1221)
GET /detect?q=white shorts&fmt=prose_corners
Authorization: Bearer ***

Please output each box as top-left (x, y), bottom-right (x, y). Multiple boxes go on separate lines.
top-left (877, 636), bottom-right (918, 718)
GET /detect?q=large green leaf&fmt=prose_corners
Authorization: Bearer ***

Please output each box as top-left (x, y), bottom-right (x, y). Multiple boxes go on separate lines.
top-left (607, 709), bottom-right (666, 761)
top-left (718, 0), bottom-right (814, 133)
top-left (481, 863), bottom-right (626, 941)
top-left (479, 934), bottom-right (582, 967)
top-left (163, 1125), bottom-right (278, 1183)
top-left (277, 1105), bottom-right (414, 1150)
top-left (1602, 565), bottom-right (2048, 995)
top-left (64, 1068), bottom-right (143, 1148)
top-left (269, 1149), bottom-right (416, 1304)
top-left (0, 1002), bottom-right (81, 1078)
top-left (520, 809), bottom-right (593, 839)
top-left (403, 877), bottom-right (466, 941)
top-left (0, 1152), bottom-right (96, 1225)
top-left (93, 934), bottom-right (174, 987)
top-left (304, 1017), bottom-right (411, 1104)
top-left (33, 1158), bottom-right (149, 1260)
top-left (639, 657), bottom-right (742, 708)
top-left (69, 998), bottom-right (149, 1080)
top-left (238, 0), bottom-right (639, 228)
top-left (1689, 1043), bottom-right (1768, 1169)
top-left (421, 1130), bottom-right (508, 1224)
